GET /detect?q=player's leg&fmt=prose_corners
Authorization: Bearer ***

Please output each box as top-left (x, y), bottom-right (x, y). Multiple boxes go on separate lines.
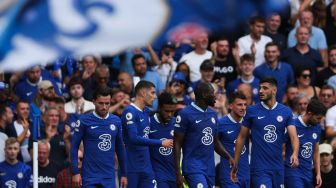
top-left (303, 177), bottom-right (314, 188)
top-left (240, 177), bottom-right (250, 188)
top-left (156, 180), bottom-right (173, 188)
top-left (272, 170), bottom-right (284, 188)
top-left (127, 172), bottom-right (140, 188)
top-left (220, 178), bottom-right (240, 188)
top-left (184, 174), bottom-right (209, 188)
top-left (285, 176), bottom-right (304, 188)
top-left (99, 178), bottom-right (116, 188)
top-left (138, 172), bottom-right (157, 188)
top-left (251, 171), bottom-right (272, 188)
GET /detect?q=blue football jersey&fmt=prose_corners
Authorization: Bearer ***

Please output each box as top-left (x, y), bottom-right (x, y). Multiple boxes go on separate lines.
top-left (0, 161), bottom-right (32, 188)
top-left (243, 102), bottom-right (294, 171)
top-left (121, 103), bottom-right (162, 173)
top-left (285, 116), bottom-right (321, 180)
top-left (149, 113), bottom-right (176, 182)
top-left (218, 114), bottom-right (250, 181)
top-left (174, 102), bottom-right (217, 176)
top-left (70, 112), bottom-right (126, 182)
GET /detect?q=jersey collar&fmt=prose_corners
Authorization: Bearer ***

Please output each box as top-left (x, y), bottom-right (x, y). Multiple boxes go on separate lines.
top-left (93, 111), bottom-right (109, 119)
top-left (261, 101), bottom-right (278, 110)
top-left (130, 103), bottom-right (143, 112)
top-left (26, 76), bottom-right (42, 87)
top-left (228, 114), bottom-right (243, 123)
top-left (191, 102), bottom-right (207, 112)
top-left (298, 115), bottom-right (309, 127)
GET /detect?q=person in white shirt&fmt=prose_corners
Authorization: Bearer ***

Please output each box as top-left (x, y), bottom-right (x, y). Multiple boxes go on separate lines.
top-left (237, 16), bottom-right (272, 67)
top-left (179, 31), bottom-right (213, 82)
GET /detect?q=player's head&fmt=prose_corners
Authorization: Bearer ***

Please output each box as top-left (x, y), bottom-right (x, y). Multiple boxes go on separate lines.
top-left (305, 99), bottom-right (327, 125)
top-left (5, 137), bottom-right (20, 162)
top-left (93, 87), bottom-right (111, 118)
top-left (134, 80), bottom-right (156, 107)
top-left (228, 91), bottom-right (247, 119)
top-left (158, 92), bottom-right (178, 123)
top-left (194, 82), bottom-right (216, 107)
top-left (38, 139), bottom-right (51, 166)
top-left (259, 77), bottom-right (277, 102)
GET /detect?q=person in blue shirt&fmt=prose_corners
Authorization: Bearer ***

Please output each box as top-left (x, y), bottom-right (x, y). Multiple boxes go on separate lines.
top-left (218, 91), bottom-right (249, 188)
top-left (285, 99), bottom-right (327, 188)
top-left (149, 92), bottom-right (178, 188)
top-left (174, 82), bottom-right (233, 188)
top-left (231, 77), bottom-right (300, 188)
top-left (121, 80), bottom-right (173, 188)
top-left (0, 137), bottom-right (32, 188)
top-left (71, 87), bottom-right (127, 188)
top-left (254, 42), bottom-right (294, 102)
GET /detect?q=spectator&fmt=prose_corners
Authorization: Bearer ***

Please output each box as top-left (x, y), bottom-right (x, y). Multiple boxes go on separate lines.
top-left (179, 31), bottom-right (213, 82)
top-left (33, 80), bottom-right (57, 114)
top-left (190, 60), bottom-right (215, 90)
top-left (282, 84), bottom-right (299, 109)
top-left (295, 67), bottom-right (320, 99)
top-left (237, 15), bottom-right (272, 67)
top-left (211, 38), bottom-right (238, 85)
top-left (6, 100), bottom-right (31, 163)
top-left (56, 150), bottom-right (83, 187)
top-left (293, 93), bottom-right (310, 117)
top-left (168, 72), bottom-right (193, 112)
top-left (324, 0), bottom-right (336, 46)
top-left (109, 88), bottom-right (131, 117)
top-left (289, 0), bottom-right (313, 26)
top-left (264, 13), bottom-right (287, 51)
top-left (80, 55), bottom-right (99, 81)
top-left (281, 26), bottom-right (324, 85)
top-left (254, 42), bottom-right (295, 101)
top-left (319, 85), bottom-right (335, 109)
top-left (316, 45), bottom-right (336, 88)
top-left (227, 54), bottom-right (260, 103)
top-left (175, 62), bottom-right (191, 85)
top-left (237, 83), bottom-right (253, 105)
top-left (325, 102), bottom-right (336, 139)
top-left (288, 10), bottom-right (328, 65)
top-left (0, 138), bottom-right (32, 187)
top-left (64, 76), bottom-right (95, 114)
top-left (320, 143), bottom-right (336, 188)
top-left (14, 65), bottom-right (61, 103)
top-left (0, 105), bottom-right (13, 162)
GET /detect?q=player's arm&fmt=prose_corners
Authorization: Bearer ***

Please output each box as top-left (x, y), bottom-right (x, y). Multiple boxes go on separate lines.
top-left (174, 131), bottom-right (186, 188)
top-left (287, 125), bottom-right (299, 167)
top-left (313, 143), bottom-right (322, 187)
top-left (126, 125), bottom-right (172, 147)
top-left (70, 120), bottom-right (84, 187)
top-left (115, 121), bottom-right (128, 188)
top-left (214, 134), bottom-right (232, 161)
top-left (231, 126), bottom-right (249, 183)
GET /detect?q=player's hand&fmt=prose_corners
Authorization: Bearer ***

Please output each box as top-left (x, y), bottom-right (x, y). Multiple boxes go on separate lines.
top-left (120, 176), bottom-right (128, 188)
top-left (162, 139), bottom-right (173, 148)
top-left (176, 173), bottom-right (186, 188)
top-left (315, 173), bottom-right (322, 188)
top-left (290, 154), bottom-right (299, 168)
top-left (72, 174), bottom-right (82, 187)
top-left (230, 162), bottom-right (238, 183)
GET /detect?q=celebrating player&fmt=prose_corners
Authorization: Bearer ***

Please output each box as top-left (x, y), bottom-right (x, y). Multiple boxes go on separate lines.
top-left (71, 87), bottom-right (127, 188)
top-left (174, 82), bottom-right (233, 188)
top-left (121, 80), bottom-right (173, 188)
top-left (231, 77), bottom-right (299, 188)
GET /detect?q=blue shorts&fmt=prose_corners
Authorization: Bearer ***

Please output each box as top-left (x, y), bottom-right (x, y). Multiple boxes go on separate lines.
top-left (157, 180), bottom-right (178, 188)
top-left (83, 178), bottom-right (115, 188)
top-left (185, 174), bottom-right (215, 188)
top-left (127, 172), bottom-right (156, 188)
top-left (285, 176), bottom-right (313, 188)
top-left (220, 178), bottom-right (250, 188)
top-left (251, 170), bottom-right (284, 188)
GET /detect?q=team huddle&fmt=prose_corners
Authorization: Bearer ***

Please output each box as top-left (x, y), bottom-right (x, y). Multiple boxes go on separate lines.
top-left (71, 78), bottom-right (326, 188)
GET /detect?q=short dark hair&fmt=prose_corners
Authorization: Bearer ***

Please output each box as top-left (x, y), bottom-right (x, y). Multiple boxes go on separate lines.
top-left (228, 91), bottom-right (247, 104)
top-left (93, 87), bottom-right (111, 100)
top-left (240, 54), bottom-right (255, 64)
top-left (16, 100), bottom-right (29, 108)
top-left (68, 76), bottom-right (84, 88)
top-left (320, 85), bottom-right (335, 95)
top-left (0, 105), bottom-right (9, 117)
top-left (158, 92), bottom-right (177, 106)
top-left (194, 82), bottom-right (213, 101)
top-left (265, 41), bottom-right (280, 51)
top-left (306, 99), bottom-right (327, 116)
top-left (328, 45), bottom-right (336, 54)
top-left (131, 54), bottom-right (146, 67)
top-left (134, 80), bottom-right (155, 95)
top-left (260, 77), bottom-right (278, 87)
top-left (249, 15), bottom-right (265, 25)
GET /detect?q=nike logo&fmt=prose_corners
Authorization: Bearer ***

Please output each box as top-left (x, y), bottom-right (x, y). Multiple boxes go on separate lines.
top-left (149, 130), bottom-right (158, 133)
top-left (227, 131), bottom-right (234, 134)
top-left (26, 92), bottom-right (33, 96)
top-left (91, 126), bottom-right (98, 129)
top-left (195, 120), bottom-right (202, 123)
top-left (298, 134), bottom-right (304, 138)
top-left (257, 116), bottom-right (265, 119)
top-left (140, 119), bottom-right (144, 122)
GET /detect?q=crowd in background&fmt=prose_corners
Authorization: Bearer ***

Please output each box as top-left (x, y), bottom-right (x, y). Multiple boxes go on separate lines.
top-left (1, 0), bottom-right (336, 187)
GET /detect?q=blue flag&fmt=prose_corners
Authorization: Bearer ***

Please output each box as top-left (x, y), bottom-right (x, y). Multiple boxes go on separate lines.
top-left (0, 0), bottom-right (288, 72)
